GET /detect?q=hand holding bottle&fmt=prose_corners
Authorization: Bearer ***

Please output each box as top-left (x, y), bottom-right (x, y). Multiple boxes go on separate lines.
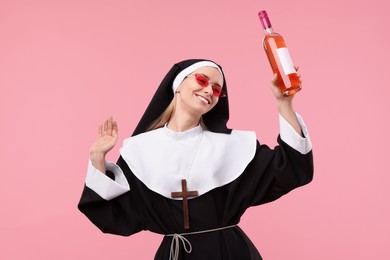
top-left (271, 65), bottom-right (301, 101)
top-left (271, 66), bottom-right (304, 136)
top-left (259, 10), bottom-right (302, 96)
top-left (89, 116), bottom-right (118, 173)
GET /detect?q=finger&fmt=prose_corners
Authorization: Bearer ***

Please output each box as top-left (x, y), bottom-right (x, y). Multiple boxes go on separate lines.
top-left (271, 73), bottom-right (277, 82)
top-left (98, 124), bottom-right (103, 138)
top-left (271, 73), bottom-right (278, 87)
top-left (104, 118), bottom-right (109, 136)
top-left (112, 119), bottom-right (118, 136)
top-left (107, 116), bottom-right (113, 135)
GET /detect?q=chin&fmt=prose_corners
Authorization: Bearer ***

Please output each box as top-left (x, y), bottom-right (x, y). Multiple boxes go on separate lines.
top-left (187, 104), bottom-right (210, 117)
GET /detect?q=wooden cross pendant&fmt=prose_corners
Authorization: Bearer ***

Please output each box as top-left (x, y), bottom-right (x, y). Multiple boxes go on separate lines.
top-left (171, 179), bottom-right (198, 230)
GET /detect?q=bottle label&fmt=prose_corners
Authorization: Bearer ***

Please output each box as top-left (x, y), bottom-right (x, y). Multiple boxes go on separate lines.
top-left (276, 47), bottom-right (296, 75)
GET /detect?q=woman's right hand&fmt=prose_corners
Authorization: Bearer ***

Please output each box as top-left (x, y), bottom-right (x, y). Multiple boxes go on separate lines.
top-left (89, 117), bottom-right (118, 172)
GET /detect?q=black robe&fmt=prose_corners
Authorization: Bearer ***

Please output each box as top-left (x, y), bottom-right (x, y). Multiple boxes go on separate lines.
top-left (78, 136), bottom-right (313, 259)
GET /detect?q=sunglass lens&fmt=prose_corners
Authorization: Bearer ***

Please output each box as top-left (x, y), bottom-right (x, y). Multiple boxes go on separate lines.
top-left (212, 86), bottom-right (222, 97)
top-left (195, 74), bottom-right (209, 87)
top-left (194, 74), bottom-right (225, 98)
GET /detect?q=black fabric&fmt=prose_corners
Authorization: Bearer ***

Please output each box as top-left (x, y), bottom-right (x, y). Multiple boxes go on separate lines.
top-left (78, 137), bottom-right (314, 259)
top-left (132, 59), bottom-right (231, 136)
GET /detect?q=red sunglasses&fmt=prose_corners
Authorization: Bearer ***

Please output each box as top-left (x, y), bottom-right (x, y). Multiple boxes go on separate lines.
top-left (187, 73), bottom-right (226, 98)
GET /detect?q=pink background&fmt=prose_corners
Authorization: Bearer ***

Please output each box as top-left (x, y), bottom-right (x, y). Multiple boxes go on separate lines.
top-left (1, 0), bottom-right (389, 259)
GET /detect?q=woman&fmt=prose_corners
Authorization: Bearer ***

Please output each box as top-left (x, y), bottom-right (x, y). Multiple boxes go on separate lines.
top-left (78, 59), bottom-right (313, 259)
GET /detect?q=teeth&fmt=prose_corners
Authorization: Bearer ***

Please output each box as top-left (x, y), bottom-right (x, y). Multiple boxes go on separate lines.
top-left (197, 95), bottom-right (209, 104)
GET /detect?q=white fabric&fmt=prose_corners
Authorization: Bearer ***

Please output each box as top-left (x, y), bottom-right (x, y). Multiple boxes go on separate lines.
top-left (172, 61), bottom-right (223, 93)
top-left (85, 114), bottom-right (312, 201)
top-left (85, 159), bottom-right (130, 200)
top-left (120, 125), bottom-right (257, 199)
top-left (279, 112), bottom-right (312, 154)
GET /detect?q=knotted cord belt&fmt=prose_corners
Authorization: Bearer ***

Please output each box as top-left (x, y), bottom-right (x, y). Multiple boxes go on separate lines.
top-left (165, 224), bottom-right (237, 260)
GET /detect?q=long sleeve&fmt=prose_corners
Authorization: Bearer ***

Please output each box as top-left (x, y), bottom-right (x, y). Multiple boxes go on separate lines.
top-left (243, 113), bottom-right (314, 207)
top-left (78, 159), bottom-right (144, 236)
top-left (85, 159), bottom-right (130, 200)
top-left (279, 112), bottom-right (312, 154)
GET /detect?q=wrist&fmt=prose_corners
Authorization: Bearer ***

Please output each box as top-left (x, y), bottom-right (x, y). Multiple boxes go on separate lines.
top-left (277, 99), bottom-right (293, 112)
top-left (89, 150), bottom-right (106, 162)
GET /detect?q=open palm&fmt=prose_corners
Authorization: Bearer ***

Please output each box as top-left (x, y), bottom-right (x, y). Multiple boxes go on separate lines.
top-left (90, 116), bottom-right (118, 156)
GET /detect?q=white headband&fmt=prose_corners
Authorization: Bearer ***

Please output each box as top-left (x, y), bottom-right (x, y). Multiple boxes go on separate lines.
top-left (172, 61), bottom-right (223, 93)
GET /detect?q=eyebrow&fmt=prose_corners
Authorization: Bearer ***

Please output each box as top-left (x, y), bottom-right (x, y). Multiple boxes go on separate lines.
top-left (198, 73), bottom-right (222, 86)
top-left (198, 73), bottom-right (210, 79)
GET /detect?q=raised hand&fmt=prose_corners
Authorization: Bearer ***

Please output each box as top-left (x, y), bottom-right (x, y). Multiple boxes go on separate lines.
top-left (271, 66), bottom-right (304, 136)
top-left (270, 66), bottom-right (301, 102)
top-left (89, 116), bottom-right (118, 173)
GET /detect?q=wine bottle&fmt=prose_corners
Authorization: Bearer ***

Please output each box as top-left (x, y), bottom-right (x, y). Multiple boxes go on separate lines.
top-left (258, 10), bottom-right (301, 96)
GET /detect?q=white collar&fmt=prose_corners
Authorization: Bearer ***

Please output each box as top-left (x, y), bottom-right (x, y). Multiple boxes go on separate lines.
top-left (162, 123), bottom-right (203, 140)
top-left (120, 126), bottom-right (256, 199)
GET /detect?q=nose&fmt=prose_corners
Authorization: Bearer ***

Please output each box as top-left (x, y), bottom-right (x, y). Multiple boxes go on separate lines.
top-left (203, 84), bottom-right (214, 97)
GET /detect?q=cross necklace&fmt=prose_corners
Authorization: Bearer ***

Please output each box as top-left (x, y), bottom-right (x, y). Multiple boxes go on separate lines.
top-left (170, 130), bottom-right (203, 230)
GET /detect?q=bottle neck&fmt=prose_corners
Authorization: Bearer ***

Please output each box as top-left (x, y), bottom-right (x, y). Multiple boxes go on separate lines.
top-left (259, 10), bottom-right (273, 34)
top-left (264, 26), bottom-right (274, 35)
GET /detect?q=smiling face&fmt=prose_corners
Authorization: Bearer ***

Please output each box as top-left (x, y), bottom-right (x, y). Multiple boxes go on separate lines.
top-left (175, 66), bottom-right (224, 118)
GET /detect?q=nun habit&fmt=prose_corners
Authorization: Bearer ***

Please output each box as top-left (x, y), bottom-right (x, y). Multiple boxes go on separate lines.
top-left (78, 59), bottom-right (314, 260)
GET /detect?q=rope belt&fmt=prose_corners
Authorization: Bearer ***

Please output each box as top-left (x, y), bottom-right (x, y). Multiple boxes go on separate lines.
top-left (165, 224), bottom-right (237, 260)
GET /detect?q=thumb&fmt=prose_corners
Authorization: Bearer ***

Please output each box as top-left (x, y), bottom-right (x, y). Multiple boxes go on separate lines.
top-left (271, 73), bottom-right (278, 87)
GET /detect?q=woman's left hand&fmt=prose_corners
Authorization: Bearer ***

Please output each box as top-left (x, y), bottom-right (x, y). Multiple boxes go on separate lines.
top-left (270, 66), bottom-right (301, 102)
top-left (271, 66), bottom-right (303, 136)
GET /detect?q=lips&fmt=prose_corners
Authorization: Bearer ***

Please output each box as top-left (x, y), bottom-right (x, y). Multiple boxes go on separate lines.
top-left (195, 94), bottom-right (210, 104)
